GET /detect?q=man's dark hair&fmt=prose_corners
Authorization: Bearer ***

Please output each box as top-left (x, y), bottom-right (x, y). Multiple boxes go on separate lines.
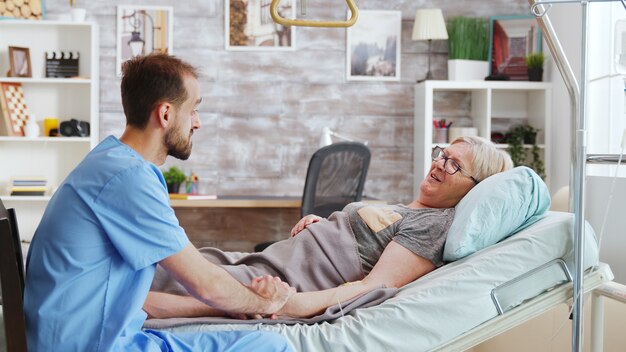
top-left (121, 53), bottom-right (198, 128)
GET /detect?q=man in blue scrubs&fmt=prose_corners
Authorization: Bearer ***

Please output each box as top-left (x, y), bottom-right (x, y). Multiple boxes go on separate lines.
top-left (24, 54), bottom-right (295, 351)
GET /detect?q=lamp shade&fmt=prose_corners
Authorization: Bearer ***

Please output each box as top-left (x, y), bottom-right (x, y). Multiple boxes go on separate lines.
top-left (412, 9), bottom-right (448, 41)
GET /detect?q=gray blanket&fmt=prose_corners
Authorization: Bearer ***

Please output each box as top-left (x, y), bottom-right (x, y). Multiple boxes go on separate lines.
top-left (146, 212), bottom-right (398, 328)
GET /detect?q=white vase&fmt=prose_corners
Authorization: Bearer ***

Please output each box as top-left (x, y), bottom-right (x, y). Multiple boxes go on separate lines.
top-left (24, 116), bottom-right (40, 138)
top-left (448, 59), bottom-right (489, 81)
top-left (71, 8), bottom-right (86, 22)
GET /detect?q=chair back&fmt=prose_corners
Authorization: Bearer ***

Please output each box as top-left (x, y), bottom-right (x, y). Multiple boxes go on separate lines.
top-left (301, 142), bottom-right (371, 218)
top-left (0, 199), bottom-right (27, 352)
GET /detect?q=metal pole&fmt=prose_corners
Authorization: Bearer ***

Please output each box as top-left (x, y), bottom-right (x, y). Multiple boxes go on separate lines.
top-left (572, 2), bottom-right (589, 351)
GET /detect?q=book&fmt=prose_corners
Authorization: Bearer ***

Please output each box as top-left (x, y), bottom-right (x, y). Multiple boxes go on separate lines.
top-left (169, 193), bottom-right (217, 200)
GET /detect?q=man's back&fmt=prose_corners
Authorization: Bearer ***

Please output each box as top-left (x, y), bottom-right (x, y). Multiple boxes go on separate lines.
top-left (24, 135), bottom-right (188, 351)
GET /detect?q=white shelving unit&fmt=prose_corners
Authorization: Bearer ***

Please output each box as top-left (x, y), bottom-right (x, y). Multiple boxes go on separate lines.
top-left (0, 20), bottom-right (99, 241)
top-left (414, 80), bottom-right (552, 198)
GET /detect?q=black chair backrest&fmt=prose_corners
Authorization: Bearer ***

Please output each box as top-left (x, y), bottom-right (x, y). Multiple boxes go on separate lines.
top-left (0, 199), bottom-right (27, 352)
top-left (301, 142), bottom-right (371, 218)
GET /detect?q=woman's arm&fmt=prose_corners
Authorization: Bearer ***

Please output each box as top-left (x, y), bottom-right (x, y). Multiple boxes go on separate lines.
top-left (279, 241), bottom-right (435, 317)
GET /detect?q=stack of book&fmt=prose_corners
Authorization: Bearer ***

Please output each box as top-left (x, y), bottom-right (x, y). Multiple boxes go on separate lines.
top-left (10, 177), bottom-right (48, 196)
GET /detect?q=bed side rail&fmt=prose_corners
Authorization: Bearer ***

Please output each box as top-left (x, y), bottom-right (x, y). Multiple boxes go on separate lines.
top-left (428, 263), bottom-right (613, 352)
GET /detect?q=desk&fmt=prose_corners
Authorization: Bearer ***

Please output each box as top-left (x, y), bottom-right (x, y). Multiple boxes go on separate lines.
top-left (171, 196), bottom-right (385, 252)
top-left (170, 196), bottom-right (302, 208)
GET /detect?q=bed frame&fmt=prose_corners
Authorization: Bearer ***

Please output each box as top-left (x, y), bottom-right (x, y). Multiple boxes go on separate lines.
top-left (431, 263), bottom-right (613, 351)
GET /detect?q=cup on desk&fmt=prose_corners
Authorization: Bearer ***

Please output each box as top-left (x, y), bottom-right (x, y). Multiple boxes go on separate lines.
top-left (44, 117), bottom-right (59, 137)
top-left (433, 128), bottom-right (448, 144)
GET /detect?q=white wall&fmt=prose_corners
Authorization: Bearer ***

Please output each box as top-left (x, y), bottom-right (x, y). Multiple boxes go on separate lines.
top-left (547, 3), bottom-right (581, 194)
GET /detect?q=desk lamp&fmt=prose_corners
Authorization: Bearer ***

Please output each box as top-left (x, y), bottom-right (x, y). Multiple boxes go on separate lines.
top-left (412, 9), bottom-right (448, 82)
top-left (320, 127), bottom-right (368, 147)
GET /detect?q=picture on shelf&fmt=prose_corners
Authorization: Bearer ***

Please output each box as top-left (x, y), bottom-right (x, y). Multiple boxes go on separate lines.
top-left (0, 83), bottom-right (30, 137)
top-left (346, 10), bottom-right (401, 81)
top-left (0, 0), bottom-right (43, 20)
top-left (225, 0), bottom-right (295, 51)
top-left (488, 15), bottom-right (542, 80)
top-left (116, 5), bottom-right (173, 76)
top-left (8, 46), bottom-right (32, 78)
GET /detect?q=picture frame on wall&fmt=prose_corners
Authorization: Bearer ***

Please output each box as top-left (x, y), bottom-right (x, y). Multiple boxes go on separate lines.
top-left (346, 10), bottom-right (401, 81)
top-left (8, 46), bottom-right (32, 78)
top-left (116, 5), bottom-right (173, 76)
top-left (225, 0), bottom-right (296, 51)
top-left (488, 15), bottom-right (542, 80)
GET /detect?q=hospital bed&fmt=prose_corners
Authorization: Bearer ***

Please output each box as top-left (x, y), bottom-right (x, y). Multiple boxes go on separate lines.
top-left (143, 211), bottom-right (612, 351)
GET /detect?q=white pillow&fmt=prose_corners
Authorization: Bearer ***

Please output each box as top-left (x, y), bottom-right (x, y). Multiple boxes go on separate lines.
top-left (443, 166), bottom-right (550, 261)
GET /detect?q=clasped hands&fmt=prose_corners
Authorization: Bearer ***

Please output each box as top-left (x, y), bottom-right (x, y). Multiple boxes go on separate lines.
top-left (230, 275), bottom-right (296, 320)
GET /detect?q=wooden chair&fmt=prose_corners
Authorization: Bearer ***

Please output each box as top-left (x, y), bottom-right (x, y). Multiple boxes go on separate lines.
top-left (0, 199), bottom-right (27, 352)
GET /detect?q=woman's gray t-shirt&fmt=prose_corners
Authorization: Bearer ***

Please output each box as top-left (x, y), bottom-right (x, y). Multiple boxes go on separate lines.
top-left (342, 202), bottom-right (455, 274)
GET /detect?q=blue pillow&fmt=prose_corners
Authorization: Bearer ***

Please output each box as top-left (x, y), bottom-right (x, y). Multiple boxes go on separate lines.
top-left (443, 166), bottom-right (551, 261)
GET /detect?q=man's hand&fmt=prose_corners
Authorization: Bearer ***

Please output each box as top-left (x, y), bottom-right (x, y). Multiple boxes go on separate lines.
top-left (249, 275), bottom-right (296, 318)
top-left (290, 214), bottom-right (322, 237)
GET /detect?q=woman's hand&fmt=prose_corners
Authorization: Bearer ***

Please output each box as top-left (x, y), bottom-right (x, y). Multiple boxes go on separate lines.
top-left (290, 214), bottom-right (322, 237)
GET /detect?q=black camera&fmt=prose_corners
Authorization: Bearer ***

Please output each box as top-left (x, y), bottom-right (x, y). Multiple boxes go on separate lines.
top-left (60, 119), bottom-right (90, 137)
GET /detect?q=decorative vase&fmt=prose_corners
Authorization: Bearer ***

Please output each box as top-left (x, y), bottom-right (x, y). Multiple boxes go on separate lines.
top-left (70, 8), bottom-right (86, 22)
top-left (448, 59), bottom-right (489, 81)
top-left (528, 68), bottom-right (543, 82)
top-left (24, 115), bottom-right (40, 138)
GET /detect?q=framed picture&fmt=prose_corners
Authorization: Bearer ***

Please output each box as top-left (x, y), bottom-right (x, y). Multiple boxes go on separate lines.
top-left (488, 15), bottom-right (542, 80)
top-left (225, 0), bottom-right (295, 51)
top-left (116, 5), bottom-right (173, 76)
top-left (346, 10), bottom-right (401, 81)
top-left (0, 0), bottom-right (43, 20)
top-left (8, 46), bottom-right (32, 78)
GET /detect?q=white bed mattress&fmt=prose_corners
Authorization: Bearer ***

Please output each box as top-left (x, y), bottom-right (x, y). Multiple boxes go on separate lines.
top-left (149, 211), bottom-right (601, 351)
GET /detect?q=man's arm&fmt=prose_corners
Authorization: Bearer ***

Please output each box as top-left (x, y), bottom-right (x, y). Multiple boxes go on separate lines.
top-left (158, 243), bottom-right (294, 316)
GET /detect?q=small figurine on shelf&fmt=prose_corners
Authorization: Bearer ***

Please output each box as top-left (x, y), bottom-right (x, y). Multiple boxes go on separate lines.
top-left (186, 172), bottom-right (199, 195)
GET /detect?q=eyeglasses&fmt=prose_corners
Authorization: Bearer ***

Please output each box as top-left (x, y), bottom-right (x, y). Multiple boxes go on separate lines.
top-left (431, 146), bottom-right (479, 184)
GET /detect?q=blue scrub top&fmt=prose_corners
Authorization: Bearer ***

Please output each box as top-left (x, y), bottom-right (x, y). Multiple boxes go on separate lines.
top-left (24, 136), bottom-right (189, 351)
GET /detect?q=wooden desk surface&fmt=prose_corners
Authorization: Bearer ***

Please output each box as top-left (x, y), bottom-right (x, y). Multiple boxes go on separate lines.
top-left (170, 196), bottom-right (386, 208)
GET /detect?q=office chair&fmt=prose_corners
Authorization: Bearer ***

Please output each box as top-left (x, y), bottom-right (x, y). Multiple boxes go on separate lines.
top-left (300, 142), bottom-right (370, 218)
top-left (0, 199), bottom-right (27, 352)
top-left (254, 142), bottom-right (371, 252)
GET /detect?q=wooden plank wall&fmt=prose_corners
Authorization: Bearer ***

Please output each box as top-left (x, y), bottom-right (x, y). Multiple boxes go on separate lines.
top-left (44, 0), bottom-right (530, 250)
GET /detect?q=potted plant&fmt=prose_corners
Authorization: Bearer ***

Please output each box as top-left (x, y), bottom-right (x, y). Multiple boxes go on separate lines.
top-left (162, 166), bottom-right (186, 194)
top-left (525, 52), bottom-right (544, 81)
top-left (506, 124), bottom-right (546, 179)
top-left (447, 17), bottom-right (490, 81)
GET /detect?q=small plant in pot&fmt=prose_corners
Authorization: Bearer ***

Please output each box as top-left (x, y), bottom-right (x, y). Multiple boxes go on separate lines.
top-left (525, 52), bottom-right (544, 82)
top-left (162, 166), bottom-right (186, 194)
top-left (506, 124), bottom-right (545, 179)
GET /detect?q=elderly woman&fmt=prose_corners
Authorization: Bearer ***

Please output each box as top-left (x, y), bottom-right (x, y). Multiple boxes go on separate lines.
top-left (147, 136), bottom-right (513, 319)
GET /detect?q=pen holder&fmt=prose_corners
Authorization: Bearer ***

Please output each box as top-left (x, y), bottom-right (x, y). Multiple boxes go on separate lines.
top-left (433, 128), bottom-right (448, 144)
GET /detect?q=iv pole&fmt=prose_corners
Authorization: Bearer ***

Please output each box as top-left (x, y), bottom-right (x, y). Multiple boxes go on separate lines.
top-left (528, 1), bottom-right (626, 351)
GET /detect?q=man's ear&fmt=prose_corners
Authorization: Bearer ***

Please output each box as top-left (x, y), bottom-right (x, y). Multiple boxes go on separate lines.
top-left (156, 102), bottom-right (173, 128)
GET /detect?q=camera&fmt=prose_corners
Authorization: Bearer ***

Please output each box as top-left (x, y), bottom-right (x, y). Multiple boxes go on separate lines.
top-left (60, 119), bottom-right (90, 137)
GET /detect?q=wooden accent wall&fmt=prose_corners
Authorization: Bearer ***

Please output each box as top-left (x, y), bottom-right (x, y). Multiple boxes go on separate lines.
top-left (45, 0), bottom-right (530, 250)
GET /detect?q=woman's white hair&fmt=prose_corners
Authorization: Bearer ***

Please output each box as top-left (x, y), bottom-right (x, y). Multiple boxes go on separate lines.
top-left (451, 136), bottom-right (513, 182)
